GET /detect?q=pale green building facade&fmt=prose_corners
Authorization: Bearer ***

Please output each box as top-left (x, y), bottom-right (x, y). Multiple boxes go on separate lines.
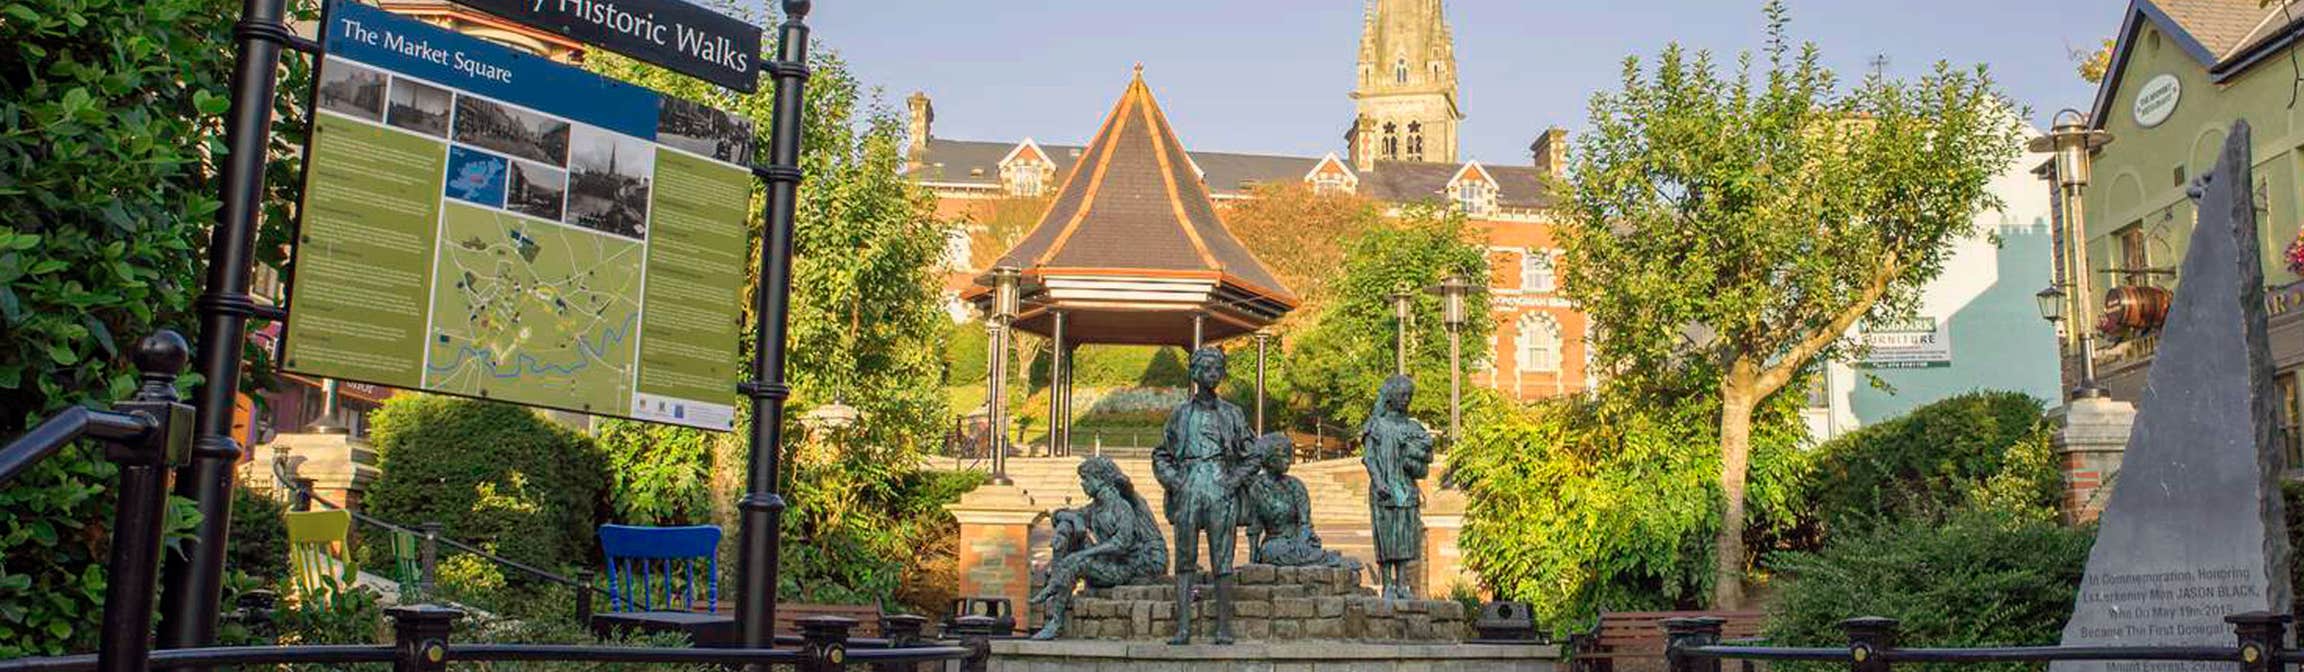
top-left (2083, 0), bottom-right (2304, 459)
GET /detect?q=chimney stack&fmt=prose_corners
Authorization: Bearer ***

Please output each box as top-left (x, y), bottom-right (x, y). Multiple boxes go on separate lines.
top-left (907, 91), bottom-right (935, 170)
top-left (1531, 127), bottom-right (1568, 178)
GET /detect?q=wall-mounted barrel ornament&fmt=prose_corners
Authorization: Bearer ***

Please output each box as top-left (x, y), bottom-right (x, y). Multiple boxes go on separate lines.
top-left (2098, 285), bottom-right (2173, 337)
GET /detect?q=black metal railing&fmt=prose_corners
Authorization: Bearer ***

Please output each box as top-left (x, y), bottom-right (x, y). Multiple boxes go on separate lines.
top-left (1662, 612), bottom-right (2294, 672)
top-left (0, 609), bottom-right (984, 672)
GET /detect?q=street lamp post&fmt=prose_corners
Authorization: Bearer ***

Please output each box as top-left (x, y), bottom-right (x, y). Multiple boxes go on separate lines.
top-left (986, 264), bottom-right (1022, 485)
top-left (1391, 289), bottom-right (1414, 376)
top-left (2029, 109), bottom-right (2113, 399)
top-left (1428, 274), bottom-right (1472, 450)
top-left (1252, 329), bottom-right (1274, 435)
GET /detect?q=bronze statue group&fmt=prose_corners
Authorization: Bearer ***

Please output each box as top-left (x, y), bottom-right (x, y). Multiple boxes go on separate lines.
top-left (1030, 348), bottom-right (1432, 643)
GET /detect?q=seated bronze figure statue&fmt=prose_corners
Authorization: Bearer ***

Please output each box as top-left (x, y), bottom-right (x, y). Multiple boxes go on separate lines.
top-left (1243, 432), bottom-right (1360, 570)
top-left (1028, 455), bottom-right (1168, 640)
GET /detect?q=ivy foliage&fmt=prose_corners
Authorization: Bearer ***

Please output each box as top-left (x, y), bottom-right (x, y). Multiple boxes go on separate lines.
top-left (1450, 384), bottom-right (1810, 633)
top-left (365, 396), bottom-right (611, 576)
top-left (0, 0), bottom-right (307, 656)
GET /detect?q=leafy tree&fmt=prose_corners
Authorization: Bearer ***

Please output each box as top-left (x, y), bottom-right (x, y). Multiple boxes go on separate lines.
top-left (1560, 1), bottom-right (2024, 606)
top-left (585, 15), bottom-right (961, 609)
top-left (0, 0), bottom-right (309, 655)
top-left (1451, 384), bottom-right (1809, 630)
top-left (2077, 37), bottom-right (2114, 84)
top-left (1223, 182), bottom-right (1387, 315)
top-left (1283, 205), bottom-right (1491, 429)
top-left (959, 194), bottom-right (1052, 271)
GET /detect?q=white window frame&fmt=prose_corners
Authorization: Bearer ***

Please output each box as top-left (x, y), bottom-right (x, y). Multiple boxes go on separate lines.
top-left (1516, 312), bottom-right (1563, 374)
top-left (1520, 249), bottom-right (1555, 293)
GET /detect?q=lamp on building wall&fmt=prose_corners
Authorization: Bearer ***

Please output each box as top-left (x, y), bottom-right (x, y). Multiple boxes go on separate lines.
top-left (2029, 108), bottom-right (2113, 399)
top-left (2035, 285), bottom-right (2068, 324)
top-left (1428, 274), bottom-right (1473, 449)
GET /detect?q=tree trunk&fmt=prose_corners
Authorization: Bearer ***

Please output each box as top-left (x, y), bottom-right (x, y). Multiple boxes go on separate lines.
top-left (1712, 381), bottom-right (1757, 609)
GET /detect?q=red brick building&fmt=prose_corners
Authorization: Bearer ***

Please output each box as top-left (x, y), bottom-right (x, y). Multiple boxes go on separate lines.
top-left (904, 0), bottom-right (1591, 400)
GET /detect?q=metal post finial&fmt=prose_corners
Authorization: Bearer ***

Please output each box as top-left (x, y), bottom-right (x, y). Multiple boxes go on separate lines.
top-left (132, 330), bottom-right (190, 401)
top-left (782, 0), bottom-right (811, 19)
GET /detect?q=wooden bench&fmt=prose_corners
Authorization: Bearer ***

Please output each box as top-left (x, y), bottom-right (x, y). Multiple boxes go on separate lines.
top-left (1568, 610), bottom-right (1766, 672)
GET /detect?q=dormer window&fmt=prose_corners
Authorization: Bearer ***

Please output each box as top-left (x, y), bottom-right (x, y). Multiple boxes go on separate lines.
top-left (1449, 163), bottom-right (1497, 215)
top-left (1305, 153), bottom-right (1359, 196)
top-left (999, 139), bottom-right (1055, 196)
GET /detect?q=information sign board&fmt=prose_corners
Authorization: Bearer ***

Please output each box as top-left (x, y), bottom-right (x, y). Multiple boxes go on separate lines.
top-left (281, 0), bottom-right (754, 430)
top-left (451, 0), bottom-right (763, 92)
top-left (1856, 317), bottom-right (1953, 370)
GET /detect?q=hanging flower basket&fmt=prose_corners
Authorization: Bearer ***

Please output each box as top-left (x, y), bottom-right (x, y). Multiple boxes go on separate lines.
top-left (2287, 227), bottom-right (2304, 277)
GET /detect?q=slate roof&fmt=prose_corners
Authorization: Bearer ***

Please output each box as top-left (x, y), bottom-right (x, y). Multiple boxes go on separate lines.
top-left (990, 69), bottom-right (1297, 306)
top-left (2093, 0), bottom-right (2304, 127)
top-left (913, 141), bottom-right (1555, 208)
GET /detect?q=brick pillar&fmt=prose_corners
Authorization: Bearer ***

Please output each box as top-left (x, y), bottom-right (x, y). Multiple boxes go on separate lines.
top-left (2052, 396), bottom-right (2137, 524)
top-left (1420, 487), bottom-right (1472, 599)
top-left (945, 483), bottom-right (1040, 623)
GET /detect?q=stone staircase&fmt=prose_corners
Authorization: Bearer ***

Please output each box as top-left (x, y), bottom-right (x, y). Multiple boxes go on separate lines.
top-left (972, 455), bottom-right (1383, 584)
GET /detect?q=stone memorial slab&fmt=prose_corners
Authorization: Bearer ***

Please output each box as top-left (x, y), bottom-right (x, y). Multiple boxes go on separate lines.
top-left (2053, 120), bottom-right (2292, 672)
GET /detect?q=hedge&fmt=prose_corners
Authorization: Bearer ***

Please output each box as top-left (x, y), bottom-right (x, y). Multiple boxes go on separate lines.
top-left (364, 396), bottom-right (610, 577)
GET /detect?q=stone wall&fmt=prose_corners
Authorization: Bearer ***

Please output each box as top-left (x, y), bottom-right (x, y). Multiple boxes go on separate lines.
top-left (1062, 564), bottom-right (1468, 642)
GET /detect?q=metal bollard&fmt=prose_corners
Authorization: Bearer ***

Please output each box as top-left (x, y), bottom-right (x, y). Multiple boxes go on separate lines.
top-left (2228, 611), bottom-right (2291, 672)
top-left (387, 605), bottom-right (463, 672)
top-left (1662, 616), bottom-right (1724, 672)
top-left (1838, 617), bottom-right (1899, 672)
top-left (799, 615), bottom-right (858, 672)
top-left (949, 614), bottom-right (997, 672)
top-left (574, 569), bottom-right (595, 625)
top-left (878, 614), bottom-right (930, 672)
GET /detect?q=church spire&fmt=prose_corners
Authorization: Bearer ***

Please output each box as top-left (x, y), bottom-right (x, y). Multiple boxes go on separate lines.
top-left (1349, 0), bottom-right (1462, 170)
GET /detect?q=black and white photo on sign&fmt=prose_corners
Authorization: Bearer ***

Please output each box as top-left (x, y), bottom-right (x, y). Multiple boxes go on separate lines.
top-left (658, 96), bottom-right (755, 165)
top-left (506, 159), bottom-right (569, 223)
top-left (566, 125), bottom-right (654, 241)
top-left (454, 95), bottom-right (572, 166)
top-left (386, 77), bottom-right (453, 138)
top-left (317, 59), bottom-right (387, 121)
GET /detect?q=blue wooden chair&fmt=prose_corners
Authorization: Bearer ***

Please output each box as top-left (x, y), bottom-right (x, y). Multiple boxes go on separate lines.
top-left (598, 524), bottom-right (721, 613)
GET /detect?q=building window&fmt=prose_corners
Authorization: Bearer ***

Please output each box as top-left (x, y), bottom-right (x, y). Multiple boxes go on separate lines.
top-left (1520, 250), bottom-right (1555, 292)
top-left (1516, 312), bottom-right (1562, 373)
top-left (2282, 372), bottom-right (2302, 467)
top-left (1453, 178), bottom-right (1494, 215)
top-left (1311, 170), bottom-right (1353, 196)
top-left (2116, 222), bottom-right (2149, 287)
top-left (1381, 122), bottom-right (1399, 161)
top-left (1407, 122), bottom-right (1425, 162)
top-left (1002, 159), bottom-right (1049, 196)
top-left (1395, 58), bottom-right (1409, 84)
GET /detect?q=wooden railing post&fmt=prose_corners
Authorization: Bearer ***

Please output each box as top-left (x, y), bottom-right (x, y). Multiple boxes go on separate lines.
top-left (1839, 617), bottom-right (1899, 672)
top-left (1664, 616), bottom-right (1725, 672)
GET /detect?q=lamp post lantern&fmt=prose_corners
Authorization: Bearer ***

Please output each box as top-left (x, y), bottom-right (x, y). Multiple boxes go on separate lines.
top-left (2035, 285), bottom-right (2068, 324)
top-left (1428, 274), bottom-right (1472, 450)
top-left (2029, 109), bottom-right (2113, 399)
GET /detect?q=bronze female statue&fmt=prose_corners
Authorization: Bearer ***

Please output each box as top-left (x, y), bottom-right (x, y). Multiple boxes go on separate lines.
top-left (1244, 432), bottom-right (1359, 570)
top-left (1151, 347), bottom-right (1256, 645)
top-left (1029, 455), bottom-right (1168, 640)
top-left (1360, 374), bottom-right (1430, 600)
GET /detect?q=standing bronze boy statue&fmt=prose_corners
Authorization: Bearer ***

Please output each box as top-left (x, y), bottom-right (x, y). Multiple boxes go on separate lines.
top-left (1152, 347), bottom-right (1256, 645)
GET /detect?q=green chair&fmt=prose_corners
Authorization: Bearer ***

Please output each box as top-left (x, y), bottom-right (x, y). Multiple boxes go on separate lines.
top-left (284, 509), bottom-right (354, 599)
top-left (387, 527), bottom-right (424, 600)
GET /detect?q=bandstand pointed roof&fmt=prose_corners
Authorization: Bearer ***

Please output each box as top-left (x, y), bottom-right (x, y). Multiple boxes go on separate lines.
top-left (974, 67), bottom-right (1297, 346)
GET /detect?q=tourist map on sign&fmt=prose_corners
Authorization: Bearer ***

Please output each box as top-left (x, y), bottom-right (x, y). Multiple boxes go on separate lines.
top-left (423, 204), bottom-right (644, 414)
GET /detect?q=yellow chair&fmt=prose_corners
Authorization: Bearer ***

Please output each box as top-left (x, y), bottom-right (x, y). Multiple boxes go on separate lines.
top-left (284, 509), bottom-right (355, 598)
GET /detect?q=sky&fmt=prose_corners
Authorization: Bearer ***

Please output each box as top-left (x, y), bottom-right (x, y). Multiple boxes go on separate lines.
top-left (799, 1), bottom-right (2127, 164)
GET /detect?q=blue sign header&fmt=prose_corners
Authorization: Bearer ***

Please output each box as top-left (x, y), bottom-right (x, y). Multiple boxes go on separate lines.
top-left (322, 0), bottom-right (660, 139)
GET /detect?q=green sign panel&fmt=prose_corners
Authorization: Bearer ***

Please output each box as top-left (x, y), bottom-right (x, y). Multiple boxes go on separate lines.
top-left (281, 0), bottom-right (751, 430)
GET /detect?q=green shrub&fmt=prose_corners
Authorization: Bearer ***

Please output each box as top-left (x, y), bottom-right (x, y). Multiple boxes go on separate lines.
top-left (1452, 386), bottom-right (1809, 632)
top-left (0, 0), bottom-right (308, 655)
top-left (943, 321), bottom-right (989, 387)
top-left (365, 396), bottom-right (610, 579)
top-left (596, 419), bottom-right (716, 526)
top-left (1802, 391), bottom-right (2055, 533)
top-left (1765, 509), bottom-right (2093, 672)
top-left (227, 488), bottom-right (291, 584)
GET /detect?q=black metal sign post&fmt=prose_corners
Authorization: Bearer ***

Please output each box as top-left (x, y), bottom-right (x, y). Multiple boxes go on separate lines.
top-left (156, 0), bottom-right (299, 656)
top-left (738, 0), bottom-right (812, 653)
